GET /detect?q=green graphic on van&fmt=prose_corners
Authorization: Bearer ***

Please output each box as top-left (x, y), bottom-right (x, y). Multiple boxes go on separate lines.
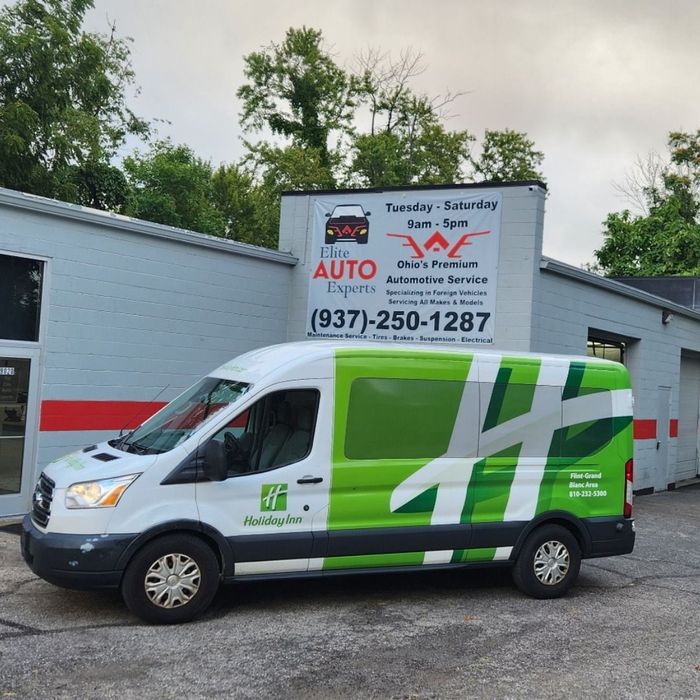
top-left (261, 483), bottom-right (288, 512)
top-left (327, 348), bottom-right (632, 571)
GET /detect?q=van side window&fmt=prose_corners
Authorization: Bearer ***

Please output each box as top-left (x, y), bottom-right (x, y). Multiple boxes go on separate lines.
top-left (210, 389), bottom-right (319, 475)
top-left (344, 378), bottom-right (466, 459)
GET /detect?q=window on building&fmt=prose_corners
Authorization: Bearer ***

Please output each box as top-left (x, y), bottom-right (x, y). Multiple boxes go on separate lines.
top-left (0, 254), bottom-right (44, 342)
top-left (587, 337), bottom-right (625, 364)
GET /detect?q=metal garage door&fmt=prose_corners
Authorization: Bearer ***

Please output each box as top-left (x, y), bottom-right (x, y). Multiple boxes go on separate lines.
top-left (677, 354), bottom-right (700, 482)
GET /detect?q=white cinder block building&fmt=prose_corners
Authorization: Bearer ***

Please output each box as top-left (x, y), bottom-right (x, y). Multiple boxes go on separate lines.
top-left (0, 189), bottom-right (295, 516)
top-left (1, 181), bottom-right (698, 516)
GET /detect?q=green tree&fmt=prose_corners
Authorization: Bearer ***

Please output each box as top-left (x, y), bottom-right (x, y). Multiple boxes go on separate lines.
top-left (471, 129), bottom-right (544, 182)
top-left (237, 27), bottom-right (357, 173)
top-left (211, 162), bottom-right (289, 249)
top-left (211, 164), bottom-right (258, 242)
top-left (60, 161), bottom-right (130, 210)
top-left (239, 143), bottom-right (338, 246)
top-left (595, 131), bottom-right (700, 276)
top-left (349, 50), bottom-right (473, 187)
top-left (123, 141), bottom-right (225, 236)
top-left (0, 0), bottom-right (149, 207)
top-left (235, 28), bottom-right (546, 249)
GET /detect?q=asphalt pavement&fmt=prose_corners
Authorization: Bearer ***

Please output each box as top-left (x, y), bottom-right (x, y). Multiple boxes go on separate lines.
top-left (0, 485), bottom-right (699, 699)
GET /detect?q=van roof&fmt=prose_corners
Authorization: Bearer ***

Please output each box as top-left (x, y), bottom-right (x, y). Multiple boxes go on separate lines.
top-left (210, 341), bottom-right (625, 385)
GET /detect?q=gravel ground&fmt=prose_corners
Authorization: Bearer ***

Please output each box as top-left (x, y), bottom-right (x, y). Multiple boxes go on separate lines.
top-left (0, 485), bottom-right (699, 699)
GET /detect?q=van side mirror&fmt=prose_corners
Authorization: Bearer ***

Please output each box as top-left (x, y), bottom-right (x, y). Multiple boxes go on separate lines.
top-left (203, 440), bottom-right (227, 481)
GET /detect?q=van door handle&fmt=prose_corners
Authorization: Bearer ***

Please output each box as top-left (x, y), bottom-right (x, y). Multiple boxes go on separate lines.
top-left (297, 476), bottom-right (323, 485)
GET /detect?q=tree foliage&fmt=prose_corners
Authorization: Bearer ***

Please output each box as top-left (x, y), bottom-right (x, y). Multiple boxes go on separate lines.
top-left (211, 161), bottom-right (297, 250)
top-left (349, 50), bottom-right (473, 187)
top-left (0, 8), bottom-right (546, 250)
top-left (123, 141), bottom-right (225, 236)
top-left (471, 129), bottom-right (544, 183)
top-left (237, 27), bottom-right (357, 171)
top-left (0, 0), bottom-right (149, 207)
top-left (595, 131), bottom-right (700, 276)
top-left (236, 31), bottom-right (545, 245)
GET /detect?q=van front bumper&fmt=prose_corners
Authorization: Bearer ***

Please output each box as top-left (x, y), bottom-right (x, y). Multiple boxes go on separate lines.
top-left (20, 515), bottom-right (137, 590)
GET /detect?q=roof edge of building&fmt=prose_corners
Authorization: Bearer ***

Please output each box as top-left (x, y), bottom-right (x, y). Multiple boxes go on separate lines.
top-left (0, 187), bottom-right (297, 266)
top-left (281, 180), bottom-right (547, 197)
top-left (540, 257), bottom-right (700, 321)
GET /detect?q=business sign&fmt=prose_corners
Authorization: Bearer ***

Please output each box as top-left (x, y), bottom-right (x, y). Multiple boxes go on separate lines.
top-left (305, 190), bottom-right (501, 345)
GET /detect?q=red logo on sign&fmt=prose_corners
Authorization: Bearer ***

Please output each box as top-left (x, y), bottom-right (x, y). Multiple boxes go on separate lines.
top-left (386, 230), bottom-right (490, 259)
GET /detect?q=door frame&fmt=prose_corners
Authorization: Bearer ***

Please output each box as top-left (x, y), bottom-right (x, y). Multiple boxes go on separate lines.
top-left (0, 346), bottom-right (43, 516)
top-left (677, 353), bottom-right (700, 483)
top-left (0, 248), bottom-right (49, 517)
top-left (655, 386), bottom-right (672, 492)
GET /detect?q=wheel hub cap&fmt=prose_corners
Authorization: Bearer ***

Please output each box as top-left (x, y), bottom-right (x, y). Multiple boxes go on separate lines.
top-left (144, 553), bottom-right (201, 609)
top-left (533, 540), bottom-right (570, 585)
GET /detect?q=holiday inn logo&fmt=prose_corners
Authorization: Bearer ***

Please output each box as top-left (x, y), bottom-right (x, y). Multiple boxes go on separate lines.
top-left (261, 483), bottom-right (288, 512)
top-left (242, 483), bottom-right (300, 527)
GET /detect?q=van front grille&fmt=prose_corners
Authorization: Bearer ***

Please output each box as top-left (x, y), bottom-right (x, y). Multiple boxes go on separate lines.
top-left (31, 473), bottom-right (55, 528)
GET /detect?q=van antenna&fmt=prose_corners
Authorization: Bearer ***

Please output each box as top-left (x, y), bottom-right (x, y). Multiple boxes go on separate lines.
top-left (119, 384), bottom-right (170, 437)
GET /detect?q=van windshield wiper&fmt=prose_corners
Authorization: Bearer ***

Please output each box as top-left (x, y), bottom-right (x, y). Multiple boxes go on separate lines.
top-left (118, 437), bottom-right (164, 455)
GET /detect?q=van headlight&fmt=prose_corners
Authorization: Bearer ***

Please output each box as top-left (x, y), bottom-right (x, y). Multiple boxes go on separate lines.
top-left (65, 474), bottom-right (140, 509)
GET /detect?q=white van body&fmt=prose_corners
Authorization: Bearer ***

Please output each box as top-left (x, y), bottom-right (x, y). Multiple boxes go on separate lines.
top-left (22, 341), bottom-right (635, 623)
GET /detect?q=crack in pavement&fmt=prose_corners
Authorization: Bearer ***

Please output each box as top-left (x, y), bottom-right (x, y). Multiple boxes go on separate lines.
top-left (581, 561), bottom-right (700, 598)
top-left (0, 620), bottom-right (137, 640)
top-left (0, 617), bottom-right (41, 634)
top-left (640, 581), bottom-right (700, 599)
top-left (620, 554), bottom-right (700, 570)
top-left (0, 576), bottom-right (40, 600)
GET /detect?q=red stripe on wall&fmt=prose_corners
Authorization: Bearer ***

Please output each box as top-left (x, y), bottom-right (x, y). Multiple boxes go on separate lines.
top-left (633, 419), bottom-right (656, 440)
top-left (40, 401), bottom-right (167, 432)
top-left (38, 401), bottom-right (678, 438)
top-left (633, 419), bottom-right (680, 440)
top-left (40, 400), bottom-right (249, 432)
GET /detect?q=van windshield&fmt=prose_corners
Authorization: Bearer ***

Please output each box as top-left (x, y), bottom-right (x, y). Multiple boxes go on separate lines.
top-left (116, 377), bottom-right (250, 454)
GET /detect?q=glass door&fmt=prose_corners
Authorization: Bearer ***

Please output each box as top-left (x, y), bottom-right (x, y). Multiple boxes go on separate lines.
top-left (0, 351), bottom-right (40, 516)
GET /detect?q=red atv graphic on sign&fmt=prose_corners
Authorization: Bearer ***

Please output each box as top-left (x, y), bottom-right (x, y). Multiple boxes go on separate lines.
top-left (386, 230), bottom-right (491, 259)
top-left (325, 204), bottom-right (371, 245)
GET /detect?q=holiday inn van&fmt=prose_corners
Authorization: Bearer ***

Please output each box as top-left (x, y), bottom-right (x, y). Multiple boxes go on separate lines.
top-left (21, 341), bottom-right (635, 623)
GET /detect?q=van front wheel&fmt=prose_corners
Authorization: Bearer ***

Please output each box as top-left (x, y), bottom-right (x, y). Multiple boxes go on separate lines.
top-left (121, 534), bottom-right (220, 624)
top-left (512, 525), bottom-right (581, 599)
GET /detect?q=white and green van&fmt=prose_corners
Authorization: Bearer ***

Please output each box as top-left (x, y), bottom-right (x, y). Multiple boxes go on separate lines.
top-left (21, 342), bottom-right (635, 623)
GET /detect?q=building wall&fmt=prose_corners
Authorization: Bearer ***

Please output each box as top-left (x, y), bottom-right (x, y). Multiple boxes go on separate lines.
top-left (279, 184), bottom-right (547, 349)
top-left (0, 193), bottom-right (295, 492)
top-left (532, 266), bottom-right (700, 491)
top-left (279, 183), bottom-right (700, 493)
top-left (3, 182), bottom-right (698, 513)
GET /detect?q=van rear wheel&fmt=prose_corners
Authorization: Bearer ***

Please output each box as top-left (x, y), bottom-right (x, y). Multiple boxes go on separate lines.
top-left (512, 524), bottom-right (581, 599)
top-left (121, 534), bottom-right (220, 624)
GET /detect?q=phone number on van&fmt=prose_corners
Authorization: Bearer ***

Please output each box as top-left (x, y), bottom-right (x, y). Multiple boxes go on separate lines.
top-left (310, 308), bottom-right (492, 334)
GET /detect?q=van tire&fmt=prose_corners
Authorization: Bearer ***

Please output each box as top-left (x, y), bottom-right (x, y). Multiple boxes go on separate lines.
top-left (121, 534), bottom-right (220, 624)
top-left (512, 524), bottom-right (581, 599)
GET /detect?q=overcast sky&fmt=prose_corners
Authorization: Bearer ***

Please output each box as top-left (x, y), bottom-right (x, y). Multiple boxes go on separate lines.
top-left (75, 1), bottom-right (700, 266)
